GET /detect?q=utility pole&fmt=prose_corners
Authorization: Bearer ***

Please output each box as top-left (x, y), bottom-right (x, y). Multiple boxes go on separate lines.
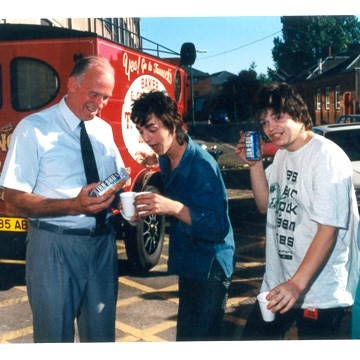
top-left (190, 65), bottom-right (195, 126)
top-left (190, 49), bottom-right (207, 126)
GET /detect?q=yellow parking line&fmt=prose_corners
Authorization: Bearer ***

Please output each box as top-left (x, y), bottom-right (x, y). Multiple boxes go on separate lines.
top-left (231, 276), bottom-right (263, 282)
top-left (119, 277), bottom-right (156, 293)
top-left (0, 296), bottom-right (29, 308)
top-left (152, 263), bottom-right (168, 271)
top-left (14, 286), bottom-right (27, 292)
top-left (0, 327), bottom-right (33, 343)
top-left (236, 261), bottom-right (265, 268)
top-left (144, 320), bottom-right (177, 337)
top-left (115, 321), bottom-right (169, 342)
top-left (0, 259), bottom-right (26, 265)
top-left (226, 296), bottom-right (254, 307)
top-left (118, 277), bottom-right (179, 306)
top-left (160, 284), bottom-right (178, 291)
top-left (117, 296), bottom-right (142, 308)
top-left (116, 334), bottom-right (139, 342)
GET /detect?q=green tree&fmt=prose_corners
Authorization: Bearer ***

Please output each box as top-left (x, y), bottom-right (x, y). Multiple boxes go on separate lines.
top-left (222, 63), bottom-right (268, 122)
top-left (272, 16), bottom-right (360, 77)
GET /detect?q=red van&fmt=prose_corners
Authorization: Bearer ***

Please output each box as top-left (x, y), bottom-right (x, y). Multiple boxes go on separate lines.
top-left (0, 24), bottom-right (189, 271)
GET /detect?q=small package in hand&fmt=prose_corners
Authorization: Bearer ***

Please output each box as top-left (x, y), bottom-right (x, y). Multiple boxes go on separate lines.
top-left (90, 168), bottom-right (129, 197)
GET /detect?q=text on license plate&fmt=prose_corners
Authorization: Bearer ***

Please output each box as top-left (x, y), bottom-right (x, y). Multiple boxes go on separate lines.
top-left (0, 217), bottom-right (28, 232)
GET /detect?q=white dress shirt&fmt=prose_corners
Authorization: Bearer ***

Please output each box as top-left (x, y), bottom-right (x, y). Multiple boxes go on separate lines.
top-left (0, 97), bottom-right (125, 228)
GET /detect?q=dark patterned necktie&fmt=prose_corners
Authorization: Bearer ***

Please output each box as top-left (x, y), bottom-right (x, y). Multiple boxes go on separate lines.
top-left (79, 121), bottom-right (106, 226)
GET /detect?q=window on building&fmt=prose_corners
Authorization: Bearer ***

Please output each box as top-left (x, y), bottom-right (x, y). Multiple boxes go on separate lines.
top-left (119, 18), bottom-right (125, 44)
top-left (102, 18), bottom-right (140, 49)
top-left (105, 18), bottom-right (114, 41)
top-left (316, 88), bottom-right (321, 110)
top-left (10, 58), bottom-right (59, 111)
top-left (335, 85), bottom-right (341, 110)
top-left (325, 86), bottom-right (330, 110)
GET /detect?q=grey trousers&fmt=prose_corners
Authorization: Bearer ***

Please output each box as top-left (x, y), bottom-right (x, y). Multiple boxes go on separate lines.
top-left (26, 225), bottom-right (118, 343)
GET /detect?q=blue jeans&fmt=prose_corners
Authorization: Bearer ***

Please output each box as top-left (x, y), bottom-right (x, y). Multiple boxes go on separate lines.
top-left (176, 259), bottom-right (232, 341)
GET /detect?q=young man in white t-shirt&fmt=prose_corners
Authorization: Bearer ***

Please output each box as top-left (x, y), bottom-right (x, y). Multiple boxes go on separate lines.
top-left (235, 82), bottom-right (359, 340)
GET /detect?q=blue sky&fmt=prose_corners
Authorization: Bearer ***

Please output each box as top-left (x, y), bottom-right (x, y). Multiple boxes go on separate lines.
top-left (140, 17), bottom-right (282, 76)
top-left (4, 1), bottom-right (360, 77)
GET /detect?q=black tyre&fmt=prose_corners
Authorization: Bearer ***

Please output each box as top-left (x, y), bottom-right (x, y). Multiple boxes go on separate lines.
top-left (123, 178), bottom-right (166, 272)
top-left (123, 212), bottom-right (166, 272)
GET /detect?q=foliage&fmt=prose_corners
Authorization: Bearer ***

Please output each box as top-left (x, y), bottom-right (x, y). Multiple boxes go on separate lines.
top-left (197, 16), bottom-right (360, 122)
top-left (272, 16), bottom-right (360, 77)
top-left (221, 63), bottom-right (269, 122)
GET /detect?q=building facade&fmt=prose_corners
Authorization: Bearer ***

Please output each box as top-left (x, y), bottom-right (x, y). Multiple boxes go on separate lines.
top-left (0, 18), bottom-right (141, 49)
top-left (292, 51), bottom-right (360, 125)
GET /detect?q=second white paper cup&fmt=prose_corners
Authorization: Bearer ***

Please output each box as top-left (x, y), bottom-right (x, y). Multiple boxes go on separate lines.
top-left (120, 192), bottom-right (136, 218)
top-left (257, 291), bottom-right (275, 322)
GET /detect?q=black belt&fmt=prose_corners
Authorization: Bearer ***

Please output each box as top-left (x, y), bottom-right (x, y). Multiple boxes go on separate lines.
top-left (29, 220), bottom-right (113, 237)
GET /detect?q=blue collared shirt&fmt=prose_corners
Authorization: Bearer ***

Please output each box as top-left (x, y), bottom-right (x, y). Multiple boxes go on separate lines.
top-left (159, 136), bottom-right (235, 280)
top-left (0, 97), bottom-right (125, 228)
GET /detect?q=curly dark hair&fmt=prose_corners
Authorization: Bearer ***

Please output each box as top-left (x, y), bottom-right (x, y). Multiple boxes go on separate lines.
top-left (130, 91), bottom-right (186, 145)
top-left (255, 82), bottom-right (313, 130)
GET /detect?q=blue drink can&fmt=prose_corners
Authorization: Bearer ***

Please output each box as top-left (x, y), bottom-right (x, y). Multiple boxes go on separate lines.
top-left (245, 131), bottom-right (262, 161)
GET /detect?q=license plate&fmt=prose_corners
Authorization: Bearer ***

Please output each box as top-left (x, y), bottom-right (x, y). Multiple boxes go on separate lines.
top-left (0, 217), bottom-right (28, 232)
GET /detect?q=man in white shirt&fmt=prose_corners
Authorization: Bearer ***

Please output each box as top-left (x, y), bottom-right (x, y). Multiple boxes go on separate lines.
top-left (0, 56), bottom-right (124, 342)
top-left (235, 82), bottom-right (359, 340)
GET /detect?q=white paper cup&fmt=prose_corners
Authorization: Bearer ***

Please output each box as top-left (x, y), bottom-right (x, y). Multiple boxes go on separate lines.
top-left (257, 291), bottom-right (275, 322)
top-left (135, 191), bottom-right (151, 215)
top-left (120, 192), bottom-right (136, 218)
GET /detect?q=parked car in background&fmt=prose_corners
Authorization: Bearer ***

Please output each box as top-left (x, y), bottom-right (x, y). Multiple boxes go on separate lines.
top-left (335, 114), bottom-right (360, 124)
top-left (196, 140), bottom-right (223, 162)
top-left (209, 110), bottom-right (230, 124)
top-left (312, 123), bottom-right (360, 210)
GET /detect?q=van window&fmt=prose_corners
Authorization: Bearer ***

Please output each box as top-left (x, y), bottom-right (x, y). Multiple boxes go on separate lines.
top-left (10, 58), bottom-right (59, 111)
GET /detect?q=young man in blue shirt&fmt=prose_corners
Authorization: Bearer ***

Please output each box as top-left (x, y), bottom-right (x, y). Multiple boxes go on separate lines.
top-left (130, 90), bottom-right (235, 341)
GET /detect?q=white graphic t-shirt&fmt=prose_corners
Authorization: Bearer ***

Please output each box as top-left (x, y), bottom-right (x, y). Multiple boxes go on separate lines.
top-left (261, 134), bottom-right (359, 308)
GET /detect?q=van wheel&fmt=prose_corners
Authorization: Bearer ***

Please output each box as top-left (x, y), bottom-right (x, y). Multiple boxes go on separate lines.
top-left (123, 213), bottom-right (165, 272)
top-left (123, 181), bottom-right (166, 272)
